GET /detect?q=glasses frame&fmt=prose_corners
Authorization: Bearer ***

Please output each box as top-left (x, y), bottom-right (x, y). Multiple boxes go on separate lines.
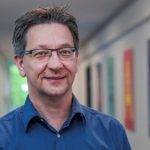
top-left (23, 47), bottom-right (78, 62)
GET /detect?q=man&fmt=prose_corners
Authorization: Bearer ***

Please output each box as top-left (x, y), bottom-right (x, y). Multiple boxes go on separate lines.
top-left (0, 6), bottom-right (131, 150)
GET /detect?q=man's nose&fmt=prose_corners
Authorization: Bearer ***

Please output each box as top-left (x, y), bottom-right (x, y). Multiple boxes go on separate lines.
top-left (47, 51), bottom-right (63, 70)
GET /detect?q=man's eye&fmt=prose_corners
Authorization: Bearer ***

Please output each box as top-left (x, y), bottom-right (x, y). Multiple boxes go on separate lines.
top-left (33, 51), bottom-right (48, 57)
top-left (60, 50), bottom-right (72, 56)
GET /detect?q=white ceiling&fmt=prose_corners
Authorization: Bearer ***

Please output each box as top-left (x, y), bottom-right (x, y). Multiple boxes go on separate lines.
top-left (0, 0), bottom-right (134, 59)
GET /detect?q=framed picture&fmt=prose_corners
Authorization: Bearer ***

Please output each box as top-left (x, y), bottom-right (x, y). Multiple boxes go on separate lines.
top-left (106, 57), bottom-right (115, 116)
top-left (86, 65), bottom-right (92, 107)
top-left (123, 48), bottom-right (135, 131)
top-left (148, 40), bottom-right (150, 136)
top-left (96, 63), bottom-right (103, 111)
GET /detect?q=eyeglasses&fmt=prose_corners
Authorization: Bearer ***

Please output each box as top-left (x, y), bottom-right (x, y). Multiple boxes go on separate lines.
top-left (23, 47), bottom-right (77, 62)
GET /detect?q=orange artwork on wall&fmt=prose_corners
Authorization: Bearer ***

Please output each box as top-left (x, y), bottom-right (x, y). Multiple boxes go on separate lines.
top-left (123, 48), bottom-right (135, 131)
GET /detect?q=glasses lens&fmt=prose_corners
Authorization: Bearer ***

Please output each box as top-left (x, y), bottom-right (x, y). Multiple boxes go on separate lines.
top-left (58, 48), bottom-right (75, 60)
top-left (31, 49), bottom-right (50, 62)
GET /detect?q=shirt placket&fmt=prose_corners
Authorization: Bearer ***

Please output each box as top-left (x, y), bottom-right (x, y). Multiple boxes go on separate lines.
top-left (55, 132), bottom-right (66, 150)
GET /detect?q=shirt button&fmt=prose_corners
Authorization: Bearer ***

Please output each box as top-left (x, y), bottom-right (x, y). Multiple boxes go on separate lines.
top-left (57, 133), bottom-right (61, 138)
top-left (40, 118), bottom-right (45, 122)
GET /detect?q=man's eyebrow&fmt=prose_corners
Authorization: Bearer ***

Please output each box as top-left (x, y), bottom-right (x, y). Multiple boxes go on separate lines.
top-left (32, 43), bottom-right (74, 49)
top-left (56, 43), bottom-right (74, 48)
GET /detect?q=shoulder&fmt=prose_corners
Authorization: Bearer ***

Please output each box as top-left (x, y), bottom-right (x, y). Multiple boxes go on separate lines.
top-left (0, 106), bottom-right (23, 123)
top-left (81, 105), bottom-right (125, 132)
top-left (81, 105), bottom-right (131, 149)
top-left (0, 107), bottom-right (23, 145)
top-left (0, 106), bottom-right (23, 131)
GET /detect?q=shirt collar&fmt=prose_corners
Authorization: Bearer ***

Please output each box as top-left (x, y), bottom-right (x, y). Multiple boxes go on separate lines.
top-left (22, 95), bottom-right (86, 132)
top-left (22, 95), bottom-right (39, 132)
top-left (70, 95), bottom-right (86, 121)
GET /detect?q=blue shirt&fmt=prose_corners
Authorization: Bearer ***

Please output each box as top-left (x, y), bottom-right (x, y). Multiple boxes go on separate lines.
top-left (0, 95), bottom-right (131, 150)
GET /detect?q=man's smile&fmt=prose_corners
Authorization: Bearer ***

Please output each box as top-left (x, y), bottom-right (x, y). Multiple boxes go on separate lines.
top-left (43, 76), bottom-right (66, 84)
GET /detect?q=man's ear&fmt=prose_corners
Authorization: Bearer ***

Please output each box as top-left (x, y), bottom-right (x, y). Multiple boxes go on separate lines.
top-left (14, 55), bottom-right (26, 77)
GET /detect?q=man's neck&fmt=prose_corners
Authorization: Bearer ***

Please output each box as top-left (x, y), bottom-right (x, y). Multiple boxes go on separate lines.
top-left (29, 92), bottom-right (73, 131)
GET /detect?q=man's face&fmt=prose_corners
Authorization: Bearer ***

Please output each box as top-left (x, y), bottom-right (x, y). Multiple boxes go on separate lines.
top-left (15, 23), bottom-right (78, 98)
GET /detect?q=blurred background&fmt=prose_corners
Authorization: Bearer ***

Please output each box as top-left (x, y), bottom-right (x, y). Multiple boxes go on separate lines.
top-left (0, 0), bottom-right (149, 149)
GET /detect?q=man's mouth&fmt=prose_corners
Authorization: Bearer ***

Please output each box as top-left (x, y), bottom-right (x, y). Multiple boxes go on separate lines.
top-left (44, 76), bottom-right (66, 80)
top-left (50, 77), bottom-right (65, 80)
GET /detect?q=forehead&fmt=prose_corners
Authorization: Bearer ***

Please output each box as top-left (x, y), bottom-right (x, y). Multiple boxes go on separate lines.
top-left (25, 23), bottom-right (74, 48)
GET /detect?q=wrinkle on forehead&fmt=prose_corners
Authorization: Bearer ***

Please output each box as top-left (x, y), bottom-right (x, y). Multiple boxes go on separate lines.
top-left (25, 23), bottom-right (74, 50)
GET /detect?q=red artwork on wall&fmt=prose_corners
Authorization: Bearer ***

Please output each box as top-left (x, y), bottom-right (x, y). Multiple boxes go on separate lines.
top-left (123, 48), bottom-right (135, 131)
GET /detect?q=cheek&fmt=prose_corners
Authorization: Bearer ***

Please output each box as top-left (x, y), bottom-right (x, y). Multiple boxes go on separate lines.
top-left (63, 61), bottom-right (78, 75)
top-left (24, 62), bottom-right (46, 78)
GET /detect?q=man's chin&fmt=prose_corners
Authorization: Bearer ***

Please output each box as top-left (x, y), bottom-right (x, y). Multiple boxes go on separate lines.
top-left (43, 88), bottom-right (69, 97)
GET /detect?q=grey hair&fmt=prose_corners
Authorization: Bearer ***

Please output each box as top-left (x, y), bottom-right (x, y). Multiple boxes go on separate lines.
top-left (12, 6), bottom-right (79, 57)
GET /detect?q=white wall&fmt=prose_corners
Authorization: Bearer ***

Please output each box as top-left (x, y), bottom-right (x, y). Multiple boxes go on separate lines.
top-left (73, 0), bottom-right (150, 149)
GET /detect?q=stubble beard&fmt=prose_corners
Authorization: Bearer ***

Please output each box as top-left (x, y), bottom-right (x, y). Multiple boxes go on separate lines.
top-left (39, 77), bottom-right (73, 99)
